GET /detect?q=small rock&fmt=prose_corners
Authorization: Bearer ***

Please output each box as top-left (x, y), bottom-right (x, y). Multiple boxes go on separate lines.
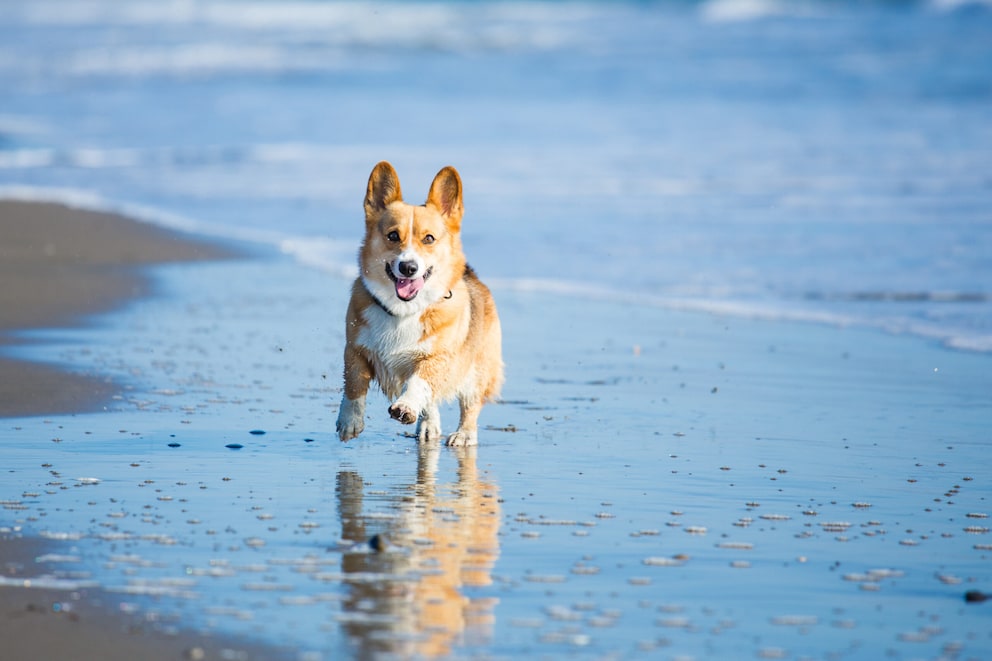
top-left (964, 590), bottom-right (989, 603)
top-left (369, 534), bottom-right (388, 552)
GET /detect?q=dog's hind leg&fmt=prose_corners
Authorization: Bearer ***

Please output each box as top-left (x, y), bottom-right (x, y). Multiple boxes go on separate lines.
top-left (446, 397), bottom-right (482, 447)
top-left (416, 404), bottom-right (442, 444)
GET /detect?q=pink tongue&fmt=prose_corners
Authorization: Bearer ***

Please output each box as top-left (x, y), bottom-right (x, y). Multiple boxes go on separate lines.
top-left (396, 277), bottom-right (425, 301)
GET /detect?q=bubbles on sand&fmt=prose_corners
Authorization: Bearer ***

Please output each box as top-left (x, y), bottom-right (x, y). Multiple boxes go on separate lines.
top-left (716, 542), bottom-right (753, 550)
top-left (2, 265), bottom-right (991, 660)
top-left (820, 521), bottom-right (852, 533)
top-left (769, 615), bottom-right (819, 627)
top-left (643, 556), bottom-right (688, 567)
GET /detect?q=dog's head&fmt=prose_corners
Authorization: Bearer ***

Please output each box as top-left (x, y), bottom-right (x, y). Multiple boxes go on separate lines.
top-left (359, 161), bottom-right (466, 315)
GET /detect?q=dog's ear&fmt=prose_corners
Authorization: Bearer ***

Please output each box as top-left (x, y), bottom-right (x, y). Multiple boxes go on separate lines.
top-left (426, 166), bottom-right (463, 230)
top-left (364, 161), bottom-right (403, 219)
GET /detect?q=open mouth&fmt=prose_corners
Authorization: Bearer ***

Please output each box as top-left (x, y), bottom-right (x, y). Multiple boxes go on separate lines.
top-left (385, 263), bottom-right (433, 301)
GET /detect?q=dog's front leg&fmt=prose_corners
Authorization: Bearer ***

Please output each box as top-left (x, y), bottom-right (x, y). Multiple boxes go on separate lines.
top-left (416, 404), bottom-right (442, 443)
top-left (337, 396), bottom-right (366, 441)
top-left (388, 375), bottom-right (433, 427)
top-left (337, 345), bottom-right (372, 441)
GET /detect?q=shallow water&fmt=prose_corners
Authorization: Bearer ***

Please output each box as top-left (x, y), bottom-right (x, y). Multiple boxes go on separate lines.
top-left (2, 1), bottom-right (992, 657)
top-left (1, 0), bottom-right (991, 350)
top-left (3, 255), bottom-right (991, 659)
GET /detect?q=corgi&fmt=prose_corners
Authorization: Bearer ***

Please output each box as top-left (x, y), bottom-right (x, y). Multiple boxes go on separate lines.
top-left (336, 161), bottom-right (503, 446)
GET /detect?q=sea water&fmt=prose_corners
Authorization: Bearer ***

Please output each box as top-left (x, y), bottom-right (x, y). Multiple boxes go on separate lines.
top-left (1, 2), bottom-right (992, 659)
top-left (3, 256), bottom-right (991, 659)
top-left (0, 0), bottom-right (990, 351)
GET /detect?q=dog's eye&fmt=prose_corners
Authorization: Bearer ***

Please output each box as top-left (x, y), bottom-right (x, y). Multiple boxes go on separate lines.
top-left (423, 234), bottom-right (435, 245)
top-left (386, 230), bottom-right (400, 242)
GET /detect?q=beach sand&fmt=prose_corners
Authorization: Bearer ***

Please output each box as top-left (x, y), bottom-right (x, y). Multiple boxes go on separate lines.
top-left (1, 201), bottom-right (990, 660)
top-left (0, 200), bottom-right (265, 660)
top-left (0, 200), bottom-right (234, 418)
top-left (0, 537), bottom-right (277, 661)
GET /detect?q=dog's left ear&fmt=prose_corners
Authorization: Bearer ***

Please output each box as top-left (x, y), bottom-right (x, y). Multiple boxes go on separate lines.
top-left (426, 166), bottom-right (463, 230)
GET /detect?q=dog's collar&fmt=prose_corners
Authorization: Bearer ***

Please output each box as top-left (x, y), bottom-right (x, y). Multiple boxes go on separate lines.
top-left (363, 280), bottom-right (398, 317)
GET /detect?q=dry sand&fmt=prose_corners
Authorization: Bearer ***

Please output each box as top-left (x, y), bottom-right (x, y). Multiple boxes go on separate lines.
top-left (0, 200), bottom-right (262, 660)
top-left (0, 200), bottom-right (234, 417)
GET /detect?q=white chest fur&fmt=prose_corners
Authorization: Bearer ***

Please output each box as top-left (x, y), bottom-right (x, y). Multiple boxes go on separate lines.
top-left (356, 305), bottom-right (427, 355)
top-left (356, 306), bottom-right (433, 398)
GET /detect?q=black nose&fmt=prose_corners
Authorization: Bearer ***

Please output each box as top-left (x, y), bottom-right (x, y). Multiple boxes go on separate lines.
top-left (397, 260), bottom-right (418, 278)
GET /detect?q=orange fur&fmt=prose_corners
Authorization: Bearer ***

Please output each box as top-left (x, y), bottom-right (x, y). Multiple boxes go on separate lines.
top-left (336, 162), bottom-right (503, 447)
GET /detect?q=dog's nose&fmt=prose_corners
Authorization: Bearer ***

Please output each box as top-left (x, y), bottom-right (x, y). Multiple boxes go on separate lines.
top-left (397, 260), bottom-right (419, 278)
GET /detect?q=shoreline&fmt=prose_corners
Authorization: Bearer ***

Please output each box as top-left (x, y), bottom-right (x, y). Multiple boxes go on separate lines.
top-left (0, 536), bottom-right (276, 661)
top-left (0, 199), bottom-right (238, 418)
top-left (0, 200), bottom-right (278, 659)
top-left (0, 200), bottom-right (989, 658)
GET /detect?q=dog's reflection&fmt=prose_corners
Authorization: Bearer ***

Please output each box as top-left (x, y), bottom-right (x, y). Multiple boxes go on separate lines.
top-left (336, 445), bottom-right (501, 658)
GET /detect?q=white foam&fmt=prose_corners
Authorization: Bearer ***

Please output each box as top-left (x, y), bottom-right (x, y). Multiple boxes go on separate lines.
top-left (10, 0), bottom-right (578, 69)
top-left (66, 43), bottom-right (334, 78)
top-left (0, 185), bottom-right (108, 208)
top-left (489, 277), bottom-right (992, 354)
top-left (4, 184), bottom-right (990, 353)
top-left (279, 236), bottom-right (358, 280)
top-left (700, 0), bottom-right (824, 22)
top-left (0, 183), bottom-right (359, 277)
top-left (0, 149), bottom-right (56, 169)
top-left (0, 183), bottom-right (321, 248)
top-left (929, 0), bottom-right (992, 10)
top-left (0, 185), bottom-right (204, 235)
top-left (35, 553), bottom-right (82, 563)
top-left (0, 575), bottom-right (99, 590)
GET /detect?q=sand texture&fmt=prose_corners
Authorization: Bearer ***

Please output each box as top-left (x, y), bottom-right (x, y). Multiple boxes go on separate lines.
top-left (0, 200), bottom-right (235, 417)
top-left (1, 202), bottom-right (990, 659)
top-left (1, 538), bottom-right (273, 661)
top-left (0, 201), bottom-right (261, 658)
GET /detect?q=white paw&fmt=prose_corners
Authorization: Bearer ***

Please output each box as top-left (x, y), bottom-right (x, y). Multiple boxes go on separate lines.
top-left (416, 408), bottom-right (442, 443)
top-left (336, 397), bottom-right (365, 441)
top-left (446, 429), bottom-right (478, 447)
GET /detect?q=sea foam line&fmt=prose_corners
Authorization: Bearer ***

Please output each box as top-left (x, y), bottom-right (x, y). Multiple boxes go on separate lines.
top-left (0, 183), bottom-right (355, 273)
top-left (490, 278), bottom-right (992, 354)
top-left (1, 186), bottom-right (989, 354)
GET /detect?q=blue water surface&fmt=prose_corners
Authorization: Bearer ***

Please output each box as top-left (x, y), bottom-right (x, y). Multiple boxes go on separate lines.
top-left (1, 6), bottom-right (992, 655)
top-left (2, 256), bottom-right (991, 659)
top-left (1, 0), bottom-right (991, 349)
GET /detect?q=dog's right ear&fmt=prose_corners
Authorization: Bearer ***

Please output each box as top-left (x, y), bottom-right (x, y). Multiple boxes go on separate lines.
top-left (364, 161), bottom-right (403, 219)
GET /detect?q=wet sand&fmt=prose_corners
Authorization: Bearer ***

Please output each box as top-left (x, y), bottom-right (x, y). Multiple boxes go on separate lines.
top-left (0, 200), bottom-right (258, 659)
top-left (0, 536), bottom-right (275, 661)
top-left (1, 202), bottom-right (990, 660)
top-left (0, 200), bottom-right (234, 417)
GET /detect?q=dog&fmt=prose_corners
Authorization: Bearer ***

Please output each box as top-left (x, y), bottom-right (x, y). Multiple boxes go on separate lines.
top-left (336, 161), bottom-right (503, 446)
